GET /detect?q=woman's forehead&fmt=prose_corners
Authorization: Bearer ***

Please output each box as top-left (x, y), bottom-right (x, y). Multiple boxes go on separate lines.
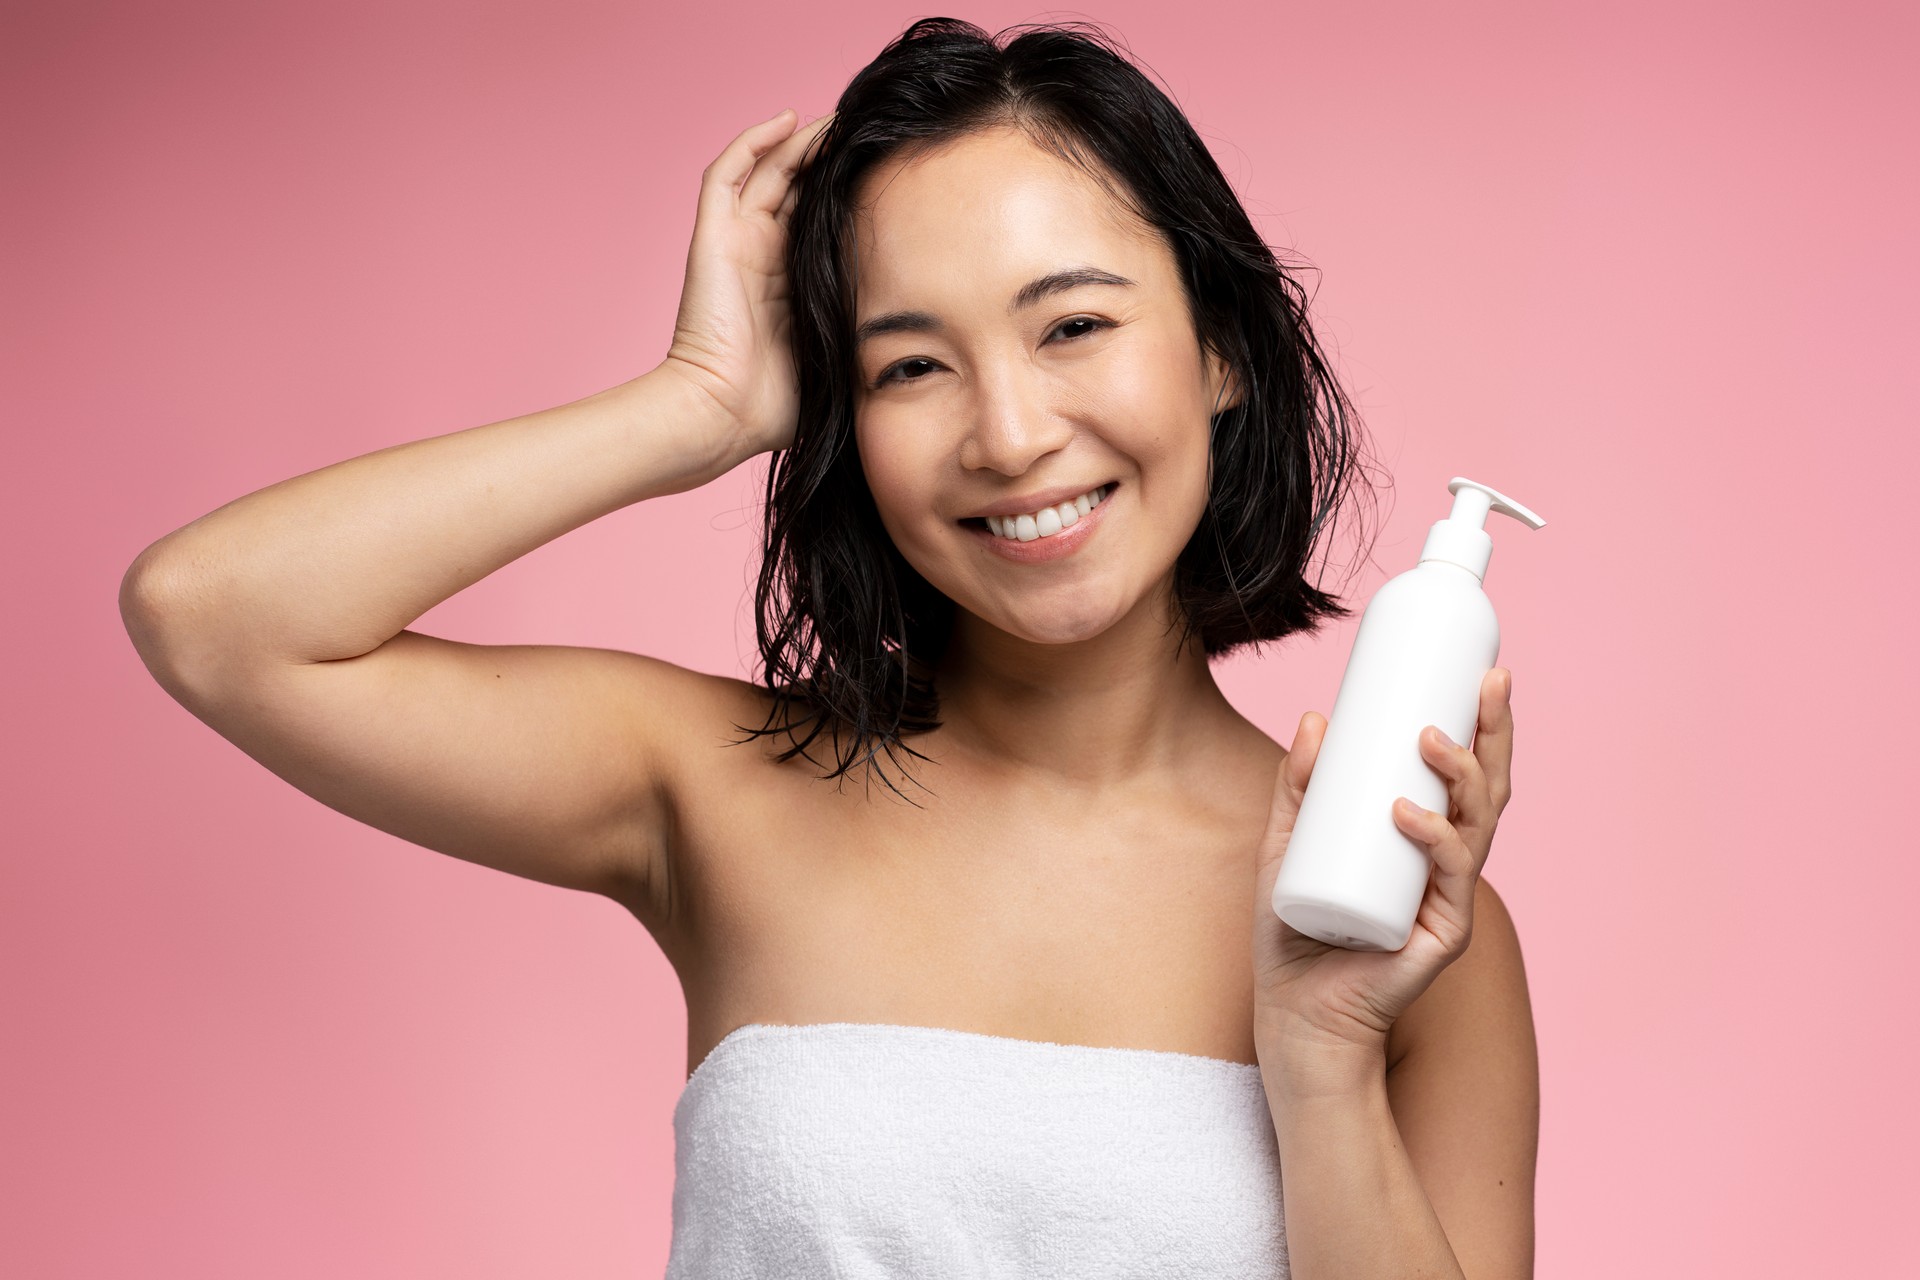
top-left (849, 132), bottom-right (1165, 306)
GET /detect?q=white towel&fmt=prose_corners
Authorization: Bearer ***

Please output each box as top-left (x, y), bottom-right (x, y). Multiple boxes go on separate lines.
top-left (665, 1021), bottom-right (1289, 1279)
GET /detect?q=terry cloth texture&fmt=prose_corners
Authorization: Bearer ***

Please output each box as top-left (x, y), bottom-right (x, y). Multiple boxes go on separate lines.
top-left (664, 1020), bottom-right (1289, 1279)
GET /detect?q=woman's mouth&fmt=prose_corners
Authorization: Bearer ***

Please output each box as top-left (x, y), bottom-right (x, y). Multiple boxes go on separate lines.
top-left (960, 483), bottom-right (1116, 563)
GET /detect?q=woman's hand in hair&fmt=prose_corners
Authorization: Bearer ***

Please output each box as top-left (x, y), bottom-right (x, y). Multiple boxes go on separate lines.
top-left (1250, 668), bottom-right (1516, 1066)
top-left (662, 107), bottom-right (835, 465)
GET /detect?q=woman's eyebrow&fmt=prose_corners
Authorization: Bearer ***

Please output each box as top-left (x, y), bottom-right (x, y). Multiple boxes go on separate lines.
top-left (854, 266), bottom-right (1137, 347)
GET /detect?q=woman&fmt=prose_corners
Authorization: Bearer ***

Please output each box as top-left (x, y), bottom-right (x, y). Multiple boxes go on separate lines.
top-left (121, 17), bottom-right (1538, 1279)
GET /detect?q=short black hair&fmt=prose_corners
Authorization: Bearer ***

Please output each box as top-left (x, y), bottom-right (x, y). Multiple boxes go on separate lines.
top-left (737, 17), bottom-right (1385, 798)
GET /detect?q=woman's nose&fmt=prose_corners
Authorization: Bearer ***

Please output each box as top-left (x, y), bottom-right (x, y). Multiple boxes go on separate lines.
top-left (956, 382), bottom-right (1075, 476)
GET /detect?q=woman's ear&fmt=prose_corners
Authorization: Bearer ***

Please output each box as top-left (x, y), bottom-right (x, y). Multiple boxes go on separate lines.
top-left (1204, 347), bottom-right (1244, 415)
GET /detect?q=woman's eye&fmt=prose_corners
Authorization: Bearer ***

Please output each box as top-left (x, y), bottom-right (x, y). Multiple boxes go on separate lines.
top-left (1052, 316), bottom-right (1109, 342)
top-left (871, 317), bottom-right (1112, 387)
top-left (873, 357), bottom-right (938, 388)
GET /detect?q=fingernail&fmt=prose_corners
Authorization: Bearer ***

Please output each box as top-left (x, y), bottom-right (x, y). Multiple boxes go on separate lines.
top-left (1501, 669), bottom-right (1512, 699)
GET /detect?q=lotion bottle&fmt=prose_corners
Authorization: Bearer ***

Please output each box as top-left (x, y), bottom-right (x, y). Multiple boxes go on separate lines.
top-left (1271, 477), bottom-right (1545, 950)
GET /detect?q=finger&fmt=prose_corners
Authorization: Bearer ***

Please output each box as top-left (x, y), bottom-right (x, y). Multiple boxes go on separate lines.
top-left (1392, 798), bottom-right (1477, 947)
top-left (740, 110), bottom-right (835, 219)
top-left (700, 108), bottom-right (800, 221)
top-left (1263, 711), bottom-right (1324, 843)
top-left (1417, 723), bottom-right (1495, 848)
top-left (1475, 667), bottom-right (1514, 816)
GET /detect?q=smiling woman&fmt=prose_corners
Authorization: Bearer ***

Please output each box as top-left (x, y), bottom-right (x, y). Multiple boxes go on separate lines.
top-left (740, 26), bottom-right (1390, 792)
top-left (122, 12), bottom-right (1534, 1280)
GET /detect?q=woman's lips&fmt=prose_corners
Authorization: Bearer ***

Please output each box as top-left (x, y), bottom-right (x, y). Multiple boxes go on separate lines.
top-left (962, 483), bottom-right (1116, 563)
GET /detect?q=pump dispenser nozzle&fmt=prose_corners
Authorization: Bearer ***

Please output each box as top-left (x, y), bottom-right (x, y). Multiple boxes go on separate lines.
top-left (1417, 477), bottom-right (1545, 581)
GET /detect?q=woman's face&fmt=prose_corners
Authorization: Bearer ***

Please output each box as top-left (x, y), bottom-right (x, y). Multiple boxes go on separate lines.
top-left (849, 126), bottom-right (1238, 647)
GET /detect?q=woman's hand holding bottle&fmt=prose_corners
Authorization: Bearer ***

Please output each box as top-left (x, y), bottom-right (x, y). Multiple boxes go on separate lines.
top-left (1250, 668), bottom-right (1516, 1079)
top-left (660, 107), bottom-right (835, 471)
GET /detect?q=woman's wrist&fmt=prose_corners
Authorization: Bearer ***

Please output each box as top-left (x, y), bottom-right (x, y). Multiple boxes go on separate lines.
top-left (641, 358), bottom-right (777, 481)
top-left (1254, 1012), bottom-right (1389, 1100)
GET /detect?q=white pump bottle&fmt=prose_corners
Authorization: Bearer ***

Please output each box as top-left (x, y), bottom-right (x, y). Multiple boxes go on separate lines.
top-left (1271, 477), bottom-right (1545, 950)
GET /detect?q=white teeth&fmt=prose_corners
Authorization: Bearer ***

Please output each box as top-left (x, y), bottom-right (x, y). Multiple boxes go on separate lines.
top-left (983, 485), bottom-right (1109, 541)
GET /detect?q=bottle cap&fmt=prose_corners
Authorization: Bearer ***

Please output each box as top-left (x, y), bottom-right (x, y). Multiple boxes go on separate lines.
top-left (1418, 477), bottom-right (1546, 581)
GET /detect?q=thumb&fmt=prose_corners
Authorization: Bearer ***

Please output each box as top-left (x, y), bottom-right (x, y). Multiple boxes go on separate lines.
top-left (1263, 711), bottom-right (1326, 848)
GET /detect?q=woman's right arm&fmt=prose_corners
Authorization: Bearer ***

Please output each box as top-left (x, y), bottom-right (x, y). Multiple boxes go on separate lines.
top-left (120, 105), bottom-right (834, 931)
top-left (118, 364), bottom-right (751, 929)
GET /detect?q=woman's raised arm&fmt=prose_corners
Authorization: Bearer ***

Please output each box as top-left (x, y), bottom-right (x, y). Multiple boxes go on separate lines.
top-left (117, 367), bottom-right (746, 926)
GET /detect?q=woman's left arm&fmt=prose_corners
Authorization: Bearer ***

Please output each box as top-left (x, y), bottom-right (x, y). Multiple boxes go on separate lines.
top-left (1250, 668), bottom-right (1538, 1278)
top-left (1257, 877), bottom-right (1539, 1280)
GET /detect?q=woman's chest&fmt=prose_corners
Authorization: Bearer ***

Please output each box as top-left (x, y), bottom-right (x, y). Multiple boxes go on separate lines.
top-left (666, 752), bottom-right (1277, 1078)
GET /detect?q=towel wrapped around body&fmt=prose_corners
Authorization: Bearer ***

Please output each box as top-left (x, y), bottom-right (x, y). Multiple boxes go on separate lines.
top-left (665, 1020), bottom-right (1290, 1279)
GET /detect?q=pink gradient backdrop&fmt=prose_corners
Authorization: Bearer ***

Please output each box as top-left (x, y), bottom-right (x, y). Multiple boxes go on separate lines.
top-left (5, 1), bottom-right (1914, 1275)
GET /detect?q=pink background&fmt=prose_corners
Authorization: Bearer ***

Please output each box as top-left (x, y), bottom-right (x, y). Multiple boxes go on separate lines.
top-left (6, 1), bottom-right (1915, 1275)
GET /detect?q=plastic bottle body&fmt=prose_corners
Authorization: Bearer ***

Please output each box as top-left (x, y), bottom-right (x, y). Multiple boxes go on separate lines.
top-left (1271, 561), bottom-right (1499, 950)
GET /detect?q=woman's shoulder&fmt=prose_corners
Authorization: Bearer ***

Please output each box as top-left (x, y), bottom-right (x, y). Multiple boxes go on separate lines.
top-left (1211, 704), bottom-right (1288, 775)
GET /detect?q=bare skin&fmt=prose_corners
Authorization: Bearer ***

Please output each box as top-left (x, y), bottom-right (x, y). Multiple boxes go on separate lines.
top-left (647, 668), bottom-right (1284, 1081)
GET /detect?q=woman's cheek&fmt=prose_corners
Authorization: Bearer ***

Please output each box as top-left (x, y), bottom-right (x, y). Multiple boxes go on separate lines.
top-left (1081, 333), bottom-right (1190, 455)
top-left (856, 430), bottom-right (945, 556)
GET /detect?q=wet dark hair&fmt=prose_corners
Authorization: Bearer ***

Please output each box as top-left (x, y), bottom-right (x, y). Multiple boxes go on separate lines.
top-left (735, 17), bottom-right (1385, 798)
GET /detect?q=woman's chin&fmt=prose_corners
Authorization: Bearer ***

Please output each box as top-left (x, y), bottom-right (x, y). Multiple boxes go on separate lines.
top-left (987, 604), bottom-right (1124, 647)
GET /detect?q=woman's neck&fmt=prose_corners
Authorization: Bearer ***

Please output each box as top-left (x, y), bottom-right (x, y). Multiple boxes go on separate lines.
top-left (928, 587), bottom-right (1236, 789)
